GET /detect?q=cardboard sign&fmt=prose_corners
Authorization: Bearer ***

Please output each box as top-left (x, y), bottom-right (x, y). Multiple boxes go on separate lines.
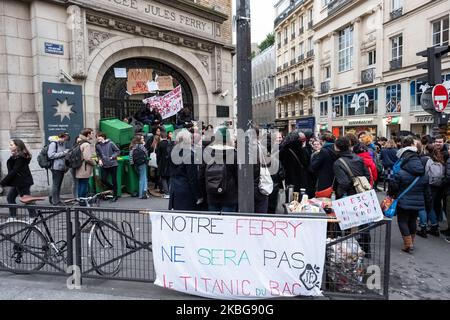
top-left (150, 212), bottom-right (327, 299)
top-left (127, 69), bottom-right (153, 95)
top-left (157, 76), bottom-right (174, 91)
top-left (332, 190), bottom-right (384, 231)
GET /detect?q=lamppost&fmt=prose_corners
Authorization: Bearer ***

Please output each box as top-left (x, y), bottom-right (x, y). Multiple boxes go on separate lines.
top-left (236, 0), bottom-right (254, 213)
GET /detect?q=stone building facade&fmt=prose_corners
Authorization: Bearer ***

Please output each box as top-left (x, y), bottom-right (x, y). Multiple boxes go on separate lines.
top-left (0, 0), bottom-right (234, 193)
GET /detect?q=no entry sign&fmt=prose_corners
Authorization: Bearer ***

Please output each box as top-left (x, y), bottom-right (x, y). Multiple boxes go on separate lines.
top-left (432, 84), bottom-right (449, 113)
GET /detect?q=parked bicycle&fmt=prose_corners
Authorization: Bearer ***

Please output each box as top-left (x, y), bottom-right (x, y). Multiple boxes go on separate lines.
top-left (0, 191), bottom-right (125, 276)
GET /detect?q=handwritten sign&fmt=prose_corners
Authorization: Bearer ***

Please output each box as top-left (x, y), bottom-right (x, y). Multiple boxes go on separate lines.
top-left (143, 85), bottom-right (183, 120)
top-left (127, 69), bottom-right (153, 95)
top-left (150, 212), bottom-right (327, 299)
top-left (332, 190), bottom-right (384, 231)
top-left (157, 76), bottom-right (174, 91)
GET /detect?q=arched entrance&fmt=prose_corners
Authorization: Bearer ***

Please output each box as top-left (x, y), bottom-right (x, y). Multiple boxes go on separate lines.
top-left (100, 58), bottom-right (194, 121)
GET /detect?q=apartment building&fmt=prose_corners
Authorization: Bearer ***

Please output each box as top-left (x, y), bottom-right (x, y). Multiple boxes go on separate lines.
top-left (251, 45), bottom-right (276, 127)
top-left (274, 0), bottom-right (316, 134)
top-left (313, 0), bottom-right (450, 138)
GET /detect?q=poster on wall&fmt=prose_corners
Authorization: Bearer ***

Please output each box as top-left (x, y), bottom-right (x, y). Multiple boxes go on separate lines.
top-left (127, 69), bottom-right (153, 95)
top-left (42, 82), bottom-right (84, 143)
top-left (150, 212), bottom-right (328, 299)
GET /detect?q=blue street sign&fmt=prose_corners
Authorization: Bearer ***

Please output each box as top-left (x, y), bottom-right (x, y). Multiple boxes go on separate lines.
top-left (45, 42), bottom-right (64, 55)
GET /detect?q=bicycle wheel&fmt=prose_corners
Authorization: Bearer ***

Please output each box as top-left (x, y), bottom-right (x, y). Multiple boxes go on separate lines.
top-left (89, 218), bottom-right (125, 276)
top-left (0, 221), bottom-right (49, 272)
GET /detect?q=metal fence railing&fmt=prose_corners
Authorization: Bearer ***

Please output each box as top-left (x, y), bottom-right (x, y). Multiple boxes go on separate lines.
top-left (0, 204), bottom-right (391, 299)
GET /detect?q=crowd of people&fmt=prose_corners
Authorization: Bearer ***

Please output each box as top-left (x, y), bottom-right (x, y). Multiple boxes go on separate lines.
top-left (2, 122), bottom-right (450, 253)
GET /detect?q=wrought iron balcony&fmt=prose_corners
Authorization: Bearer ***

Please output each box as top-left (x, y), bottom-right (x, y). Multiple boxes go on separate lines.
top-left (361, 68), bottom-right (375, 84)
top-left (390, 8), bottom-right (403, 20)
top-left (303, 78), bottom-right (314, 89)
top-left (275, 81), bottom-right (304, 98)
top-left (320, 81), bottom-right (330, 94)
top-left (292, 111), bottom-right (296, 117)
top-left (390, 58), bottom-right (402, 71)
top-left (307, 50), bottom-right (314, 58)
top-left (291, 59), bottom-right (297, 66)
top-left (291, 33), bottom-right (296, 40)
top-left (308, 21), bottom-right (313, 29)
top-left (298, 54), bottom-right (305, 63)
top-left (284, 112), bottom-right (289, 117)
top-left (277, 66), bottom-right (282, 72)
top-left (274, 0), bottom-right (305, 28)
top-left (284, 38), bottom-right (288, 45)
top-left (328, 0), bottom-right (353, 16)
top-left (283, 63), bottom-right (289, 69)
top-left (299, 27), bottom-right (304, 35)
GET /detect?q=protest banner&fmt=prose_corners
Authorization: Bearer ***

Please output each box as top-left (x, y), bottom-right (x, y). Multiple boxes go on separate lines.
top-left (127, 69), bottom-right (152, 94)
top-left (157, 76), bottom-right (174, 91)
top-left (159, 85), bottom-right (183, 119)
top-left (150, 212), bottom-right (328, 299)
top-left (332, 190), bottom-right (384, 231)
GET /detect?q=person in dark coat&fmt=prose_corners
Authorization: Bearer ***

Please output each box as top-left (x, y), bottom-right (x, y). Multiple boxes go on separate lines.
top-left (311, 132), bottom-right (337, 198)
top-left (95, 132), bottom-right (121, 202)
top-left (204, 126), bottom-right (238, 212)
top-left (169, 129), bottom-right (202, 211)
top-left (380, 140), bottom-right (398, 170)
top-left (443, 156), bottom-right (450, 240)
top-left (156, 132), bottom-right (172, 198)
top-left (279, 130), bottom-right (314, 198)
top-left (333, 137), bottom-right (371, 199)
top-left (390, 137), bottom-right (432, 253)
top-left (0, 140), bottom-right (34, 218)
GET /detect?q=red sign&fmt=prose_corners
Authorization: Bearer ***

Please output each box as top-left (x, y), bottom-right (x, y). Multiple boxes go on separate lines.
top-left (386, 116), bottom-right (393, 125)
top-left (432, 84), bottom-right (449, 113)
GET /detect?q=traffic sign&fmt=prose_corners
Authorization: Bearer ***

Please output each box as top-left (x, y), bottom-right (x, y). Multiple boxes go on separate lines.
top-left (386, 116), bottom-right (392, 124)
top-left (432, 84), bottom-right (449, 112)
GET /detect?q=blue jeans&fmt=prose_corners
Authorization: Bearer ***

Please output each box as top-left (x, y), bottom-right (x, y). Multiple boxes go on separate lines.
top-left (418, 209), bottom-right (438, 228)
top-left (78, 178), bottom-right (89, 198)
top-left (208, 205), bottom-right (237, 213)
top-left (137, 164), bottom-right (148, 198)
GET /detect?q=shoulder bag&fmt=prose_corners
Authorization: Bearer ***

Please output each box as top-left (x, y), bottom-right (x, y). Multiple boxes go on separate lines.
top-left (384, 177), bottom-right (420, 218)
top-left (338, 158), bottom-right (372, 194)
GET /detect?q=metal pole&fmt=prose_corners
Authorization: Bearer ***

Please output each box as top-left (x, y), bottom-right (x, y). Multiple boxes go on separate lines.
top-left (236, 0), bottom-right (254, 213)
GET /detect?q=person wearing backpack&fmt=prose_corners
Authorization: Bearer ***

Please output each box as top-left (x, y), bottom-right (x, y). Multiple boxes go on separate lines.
top-left (76, 128), bottom-right (96, 199)
top-left (204, 126), bottom-right (238, 212)
top-left (424, 144), bottom-right (446, 237)
top-left (390, 137), bottom-right (432, 253)
top-left (156, 132), bottom-right (172, 199)
top-left (333, 137), bottom-right (371, 200)
top-left (129, 134), bottom-right (149, 199)
top-left (311, 132), bottom-right (337, 199)
top-left (95, 132), bottom-right (121, 202)
top-left (0, 139), bottom-right (34, 219)
top-left (47, 132), bottom-right (70, 205)
top-left (168, 129), bottom-right (202, 211)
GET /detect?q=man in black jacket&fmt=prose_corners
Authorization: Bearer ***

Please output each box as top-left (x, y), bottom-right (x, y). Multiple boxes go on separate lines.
top-left (333, 136), bottom-right (371, 199)
top-left (442, 156), bottom-right (450, 238)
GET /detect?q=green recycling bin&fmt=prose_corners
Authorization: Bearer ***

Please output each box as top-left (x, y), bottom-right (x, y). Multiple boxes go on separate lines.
top-left (164, 124), bottom-right (174, 134)
top-left (88, 158), bottom-right (125, 197)
top-left (121, 155), bottom-right (140, 197)
top-left (100, 118), bottom-right (134, 147)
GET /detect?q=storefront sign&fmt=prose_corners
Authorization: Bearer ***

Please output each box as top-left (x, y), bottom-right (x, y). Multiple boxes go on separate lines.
top-left (332, 190), bottom-right (384, 231)
top-left (83, 0), bottom-right (214, 37)
top-left (44, 42), bottom-right (64, 55)
top-left (127, 69), bottom-right (153, 95)
top-left (415, 115), bottom-right (434, 124)
top-left (296, 117), bottom-right (315, 131)
top-left (150, 212), bottom-right (327, 299)
top-left (386, 116), bottom-right (400, 125)
top-left (42, 83), bottom-right (84, 142)
top-left (348, 119), bottom-right (373, 126)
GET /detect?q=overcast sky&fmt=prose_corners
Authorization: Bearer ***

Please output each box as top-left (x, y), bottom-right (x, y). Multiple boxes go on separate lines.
top-left (232, 0), bottom-right (277, 45)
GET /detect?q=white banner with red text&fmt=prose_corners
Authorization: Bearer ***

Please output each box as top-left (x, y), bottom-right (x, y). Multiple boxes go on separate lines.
top-left (150, 212), bottom-right (327, 300)
top-left (142, 85), bottom-right (183, 120)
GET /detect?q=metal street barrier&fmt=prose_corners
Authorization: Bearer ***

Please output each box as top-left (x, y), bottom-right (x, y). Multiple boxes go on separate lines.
top-left (0, 204), bottom-right (391, 299)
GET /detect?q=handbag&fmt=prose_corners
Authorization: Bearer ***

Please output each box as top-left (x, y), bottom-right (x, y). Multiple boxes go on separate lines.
top-left (316, 178), bottom-right (335, 198)
top-left (149, 152), bottom-right (158, 168)
top-left (338, 158), bottom-right (372, 194)
top-left (258, 143), bottom-right (274, 196)
top-left (384, 177), bottom-right (420, 218)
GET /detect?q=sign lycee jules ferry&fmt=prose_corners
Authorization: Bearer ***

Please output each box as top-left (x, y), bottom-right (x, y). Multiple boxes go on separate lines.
top-left (83, 0), bottom-right (215, 37)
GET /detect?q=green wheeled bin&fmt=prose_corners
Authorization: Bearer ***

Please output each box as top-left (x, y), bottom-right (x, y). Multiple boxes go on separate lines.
top-left (99, 118), bottom-right (134, 147)
top-left (122, 155), bottom-right (139, 197)
top-left (164, 124), bottom-right (174, 134)
top-left (89, 160), bottom-right (125, 197)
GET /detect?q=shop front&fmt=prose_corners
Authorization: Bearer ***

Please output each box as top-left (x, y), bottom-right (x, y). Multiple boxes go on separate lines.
top-left (274, 120), bottom-right (289, 137)
top-left (385, 116), bottom-right (401, 139)
top-left (344, 119), bottom-right (377, 137)
top-left (411, 115), bottom-right (434, 137)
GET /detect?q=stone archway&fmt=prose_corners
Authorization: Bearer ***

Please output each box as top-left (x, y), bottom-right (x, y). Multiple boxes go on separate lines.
top-left (84, 37), bottom-right (212, 130)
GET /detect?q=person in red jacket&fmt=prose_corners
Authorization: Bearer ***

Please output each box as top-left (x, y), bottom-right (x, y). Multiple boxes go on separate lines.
top-left (353, 143), bottom-right (378, 186)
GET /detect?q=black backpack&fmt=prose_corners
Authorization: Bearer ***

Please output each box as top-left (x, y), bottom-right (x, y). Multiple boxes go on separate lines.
top-left (65, 143), bottom-right (84, 169)
top-left (205, 162), bottom-right (228, 195)
top-left (37, 141), bottom-right (56, 169)
top-left (133, 147), bottom-right (147, 166)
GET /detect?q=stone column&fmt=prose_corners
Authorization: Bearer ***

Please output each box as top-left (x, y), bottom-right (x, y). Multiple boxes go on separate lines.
top-left (352, 18), bottom-right (362, 87)
top-left (67, 5), bottom-right (87, 79)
